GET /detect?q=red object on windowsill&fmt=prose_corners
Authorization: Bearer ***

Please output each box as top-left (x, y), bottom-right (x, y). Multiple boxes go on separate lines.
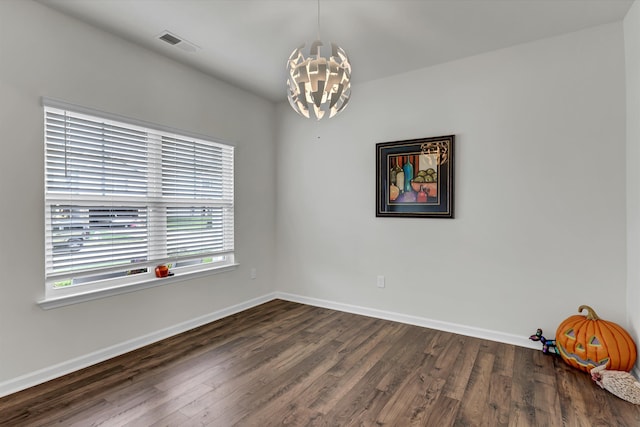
top-left (155, 265), bottom-right (169, 278)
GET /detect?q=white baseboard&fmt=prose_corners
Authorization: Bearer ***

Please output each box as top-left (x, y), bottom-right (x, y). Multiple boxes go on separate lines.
top-left (0, 293), bottom-right (277, 398)
top-left (1, 291), bottom-right (544, 398)
top-left (275, 292), bottom-right (539, 351)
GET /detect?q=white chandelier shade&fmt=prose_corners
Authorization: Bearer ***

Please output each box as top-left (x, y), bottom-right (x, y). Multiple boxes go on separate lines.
top-left (286, 40), bottom-right (352, 120)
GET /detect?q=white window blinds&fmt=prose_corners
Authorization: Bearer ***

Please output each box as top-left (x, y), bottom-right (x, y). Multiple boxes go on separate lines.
top-left (44, 103), bottom-right (234, 288)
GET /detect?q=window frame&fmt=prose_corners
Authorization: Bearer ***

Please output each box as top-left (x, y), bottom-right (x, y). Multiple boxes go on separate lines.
top-left (39, 98), bottom-right (237, 309)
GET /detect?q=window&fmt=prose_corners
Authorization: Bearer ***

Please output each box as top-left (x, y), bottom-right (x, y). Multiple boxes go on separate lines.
top-left (43, 100), bottom-right (235, 303)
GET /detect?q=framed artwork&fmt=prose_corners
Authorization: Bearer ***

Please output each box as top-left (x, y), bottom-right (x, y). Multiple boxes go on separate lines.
top-left (376, 135), bottom-right (454, 218)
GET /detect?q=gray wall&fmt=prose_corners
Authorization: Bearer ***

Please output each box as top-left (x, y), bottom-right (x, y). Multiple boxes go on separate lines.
top-left (625, 0), bottom-right (640, 377)
top-left (276, 22), bottom-right (628, 343)
top-left (0, 0), bottom-right (277, 392)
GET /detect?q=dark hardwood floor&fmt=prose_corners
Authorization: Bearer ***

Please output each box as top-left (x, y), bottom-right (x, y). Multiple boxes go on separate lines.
top-left (1, 299), bottom-right (639, 426)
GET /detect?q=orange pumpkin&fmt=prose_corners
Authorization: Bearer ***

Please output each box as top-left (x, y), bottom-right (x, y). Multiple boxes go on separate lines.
top-left (555, 305), bottom-right (637, 373)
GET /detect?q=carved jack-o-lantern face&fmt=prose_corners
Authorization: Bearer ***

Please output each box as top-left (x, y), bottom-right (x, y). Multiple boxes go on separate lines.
top-left (557, 328), bottom-right (609, 370)
top-left (556, 306), bottom-right (636, 373)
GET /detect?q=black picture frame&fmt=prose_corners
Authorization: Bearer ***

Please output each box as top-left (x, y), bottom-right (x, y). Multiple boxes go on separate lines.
top-left (376, 135), bottom-right (455, 218)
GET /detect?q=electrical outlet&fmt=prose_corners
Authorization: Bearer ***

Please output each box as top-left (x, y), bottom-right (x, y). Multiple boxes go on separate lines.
top-left (377, 275), bottom-right (385, 288)
top-left (250, 268), bottom-right (257, 280)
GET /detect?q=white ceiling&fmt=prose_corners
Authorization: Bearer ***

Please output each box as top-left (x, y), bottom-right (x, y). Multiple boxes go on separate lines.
top-left (38, 0), bottom-right (633, 102)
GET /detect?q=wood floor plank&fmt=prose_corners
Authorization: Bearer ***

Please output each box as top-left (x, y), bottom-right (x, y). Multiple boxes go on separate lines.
top-left (479, 340), bottom-right (514, 427)
top-left (322, 326), bottom-right (436, 425)
top-left (454, 350), bottom-right (495, 425)
top-left (423, 395), bottom-right (461, 426)
top-left (2, 299), bottom-right (640, 426)
top-left (375, 368), bottom-right (447, 427)
top-left (508, 346), bottom-right (539, 427)
top-left (480, 373), bottom-right (512, 427)
top-left (442, 336), bottom-right (482, 401)
top-left (121, 384), bottom-right (212, 427)
top-left (306, 321), bottom-right (409, 415)
top-left (425, 331), bottom-right (465, 379)
top-left (533, 379), bottom-right (564, 427)
top-left (148, 409), bottom-right (191, 427)
top-left (190, 315), bottom-right (352, 425)
top-left (228, 340), bottom-right (346, 426)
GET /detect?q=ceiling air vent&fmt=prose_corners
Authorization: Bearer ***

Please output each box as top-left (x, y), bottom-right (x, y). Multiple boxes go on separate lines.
top-left (157, 31), bottom-right (199, 53)
top-left (159, 32), bottom-right (182, 45)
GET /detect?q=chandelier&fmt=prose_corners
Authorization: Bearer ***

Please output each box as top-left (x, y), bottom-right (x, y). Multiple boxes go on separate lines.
top-left (286, 1), bottom-right (351, 120)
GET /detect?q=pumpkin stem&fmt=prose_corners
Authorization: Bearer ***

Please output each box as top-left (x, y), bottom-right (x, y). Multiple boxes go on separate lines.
top-left (578, 305), bottom-right (600, 320)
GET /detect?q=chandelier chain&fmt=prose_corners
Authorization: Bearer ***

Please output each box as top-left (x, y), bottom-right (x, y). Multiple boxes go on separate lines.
top-left (317, 0), bottom-right (321, 41)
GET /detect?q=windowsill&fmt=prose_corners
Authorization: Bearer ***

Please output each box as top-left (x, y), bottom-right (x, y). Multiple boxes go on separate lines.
top-left (38, 263), bottom-right (238, 310)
